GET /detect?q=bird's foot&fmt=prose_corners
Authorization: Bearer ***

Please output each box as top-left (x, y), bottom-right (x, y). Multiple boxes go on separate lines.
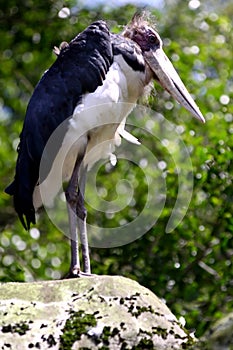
top-left (64, 266), bottom-right (95, 279)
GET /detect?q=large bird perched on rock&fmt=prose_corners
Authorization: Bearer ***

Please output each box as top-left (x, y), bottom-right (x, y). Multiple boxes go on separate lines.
top-left (5, 12), bottom-right (205, 277)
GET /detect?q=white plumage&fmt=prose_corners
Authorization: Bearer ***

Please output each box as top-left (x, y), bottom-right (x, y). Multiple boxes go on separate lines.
top-left (33, 53), bottom-right (151, 209)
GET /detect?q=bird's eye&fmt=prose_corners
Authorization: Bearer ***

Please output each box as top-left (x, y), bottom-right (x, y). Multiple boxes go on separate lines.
top-left (134, 30), bottom-right (138, 35)
top-left (149, 35), bottom-right (158, 44)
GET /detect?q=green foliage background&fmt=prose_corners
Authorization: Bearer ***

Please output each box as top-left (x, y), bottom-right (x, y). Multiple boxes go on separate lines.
top-left (0, 0), bottom-right (232, 337)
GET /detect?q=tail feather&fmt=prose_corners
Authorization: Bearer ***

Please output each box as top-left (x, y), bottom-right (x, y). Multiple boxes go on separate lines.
top-left (5, 177), bottom-right (36, 230)
top-left (5, 140), bottom-right (38, 230)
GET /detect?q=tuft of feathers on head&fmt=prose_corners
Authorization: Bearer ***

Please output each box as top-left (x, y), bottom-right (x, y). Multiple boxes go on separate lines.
top-left (122, 10), bottom-right (157, 38)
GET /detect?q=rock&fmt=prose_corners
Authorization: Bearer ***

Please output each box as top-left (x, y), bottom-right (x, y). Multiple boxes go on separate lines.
top-left (193, 312), bottom-right (233, 350)
top-left (0, 275), bottom-right (195, 349)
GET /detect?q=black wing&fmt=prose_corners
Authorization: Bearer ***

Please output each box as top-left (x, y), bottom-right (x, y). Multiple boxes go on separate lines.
top-left (5, 20), bottom-right (113, 230)
top-left (110, 33), bottom-right (145, 73)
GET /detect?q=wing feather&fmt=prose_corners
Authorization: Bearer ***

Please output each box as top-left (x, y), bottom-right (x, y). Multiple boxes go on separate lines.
top-left (5, 20), bottom-right (113, 229)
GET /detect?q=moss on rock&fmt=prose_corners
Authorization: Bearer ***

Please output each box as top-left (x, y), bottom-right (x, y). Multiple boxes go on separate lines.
top-left (0, 275), bottom-right (196, 349)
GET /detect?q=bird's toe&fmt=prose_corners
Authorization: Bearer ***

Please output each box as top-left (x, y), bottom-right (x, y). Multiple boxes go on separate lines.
top-left (63, 266), bottom-right (95, 279)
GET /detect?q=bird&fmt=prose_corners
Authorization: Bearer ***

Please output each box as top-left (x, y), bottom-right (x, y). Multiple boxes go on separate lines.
top-left (5, 12), bottom-right (205, 277)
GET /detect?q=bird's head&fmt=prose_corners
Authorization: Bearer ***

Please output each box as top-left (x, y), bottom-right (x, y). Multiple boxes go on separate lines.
top-left (123, 12), bottom-right (205, 123)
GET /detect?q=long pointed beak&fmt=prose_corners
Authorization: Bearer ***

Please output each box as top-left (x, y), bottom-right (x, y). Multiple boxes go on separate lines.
top-left (144, 48), bottom-right (205, 123)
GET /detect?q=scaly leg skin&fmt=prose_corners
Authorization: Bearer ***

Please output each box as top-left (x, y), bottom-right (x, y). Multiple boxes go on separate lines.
top-left (76, 164), bottom-right (91, 274)
top-left (64, 147), bottom-right (93, 278)
top-left (66, 202), bottom-right (81, 277)
top-left (65, 151), bottom-right (84, 278)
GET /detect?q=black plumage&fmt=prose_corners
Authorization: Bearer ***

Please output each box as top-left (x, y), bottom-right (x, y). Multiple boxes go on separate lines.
top-left (6, 21), bottom-right (113, 230)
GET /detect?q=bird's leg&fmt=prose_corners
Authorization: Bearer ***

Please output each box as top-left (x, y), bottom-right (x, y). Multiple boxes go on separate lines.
top-left (76, 164), bottom-right (91, 274)
top-left (66, 201), bottom-right (80, 275)
top-left (65, 148), bottom-right (88, 277)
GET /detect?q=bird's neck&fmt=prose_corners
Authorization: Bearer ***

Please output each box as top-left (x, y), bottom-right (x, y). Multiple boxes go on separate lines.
top-left (114, 54), bottom-right (152, 103)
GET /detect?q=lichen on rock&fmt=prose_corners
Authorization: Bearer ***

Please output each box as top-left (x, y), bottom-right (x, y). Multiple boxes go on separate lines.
top-left (0, 275), bottom-right (195, 349)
